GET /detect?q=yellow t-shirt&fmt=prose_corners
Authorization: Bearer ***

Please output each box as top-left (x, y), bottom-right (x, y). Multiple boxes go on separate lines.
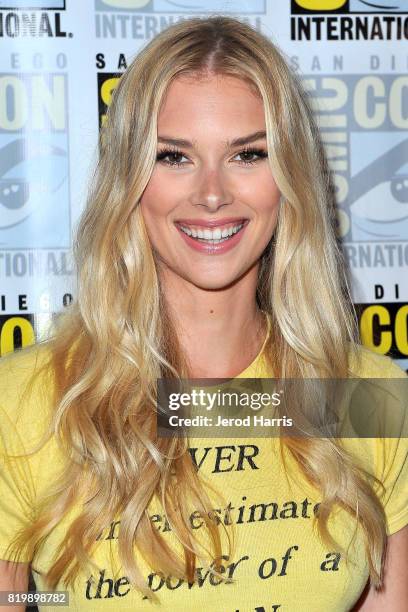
top-left (0, 339), bottom-right (407, 612)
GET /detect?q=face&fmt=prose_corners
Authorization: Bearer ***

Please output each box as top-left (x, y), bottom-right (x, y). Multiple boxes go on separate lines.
top-left (139, 73), bottom-right (281, 291)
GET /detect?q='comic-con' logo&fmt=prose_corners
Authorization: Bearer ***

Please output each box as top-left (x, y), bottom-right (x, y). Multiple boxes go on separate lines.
top-left (294, 0), bottom-right (346, 9)
top-left (0, 308), bottom-right (71, 355)
top-left (97, 72), bottom-right (121, 128)
top-left (0, 0), bottom-right (70, 38)
top-left (0, 313), bottom-right (35, 355)
top-left (358, 301), bottom-right (408, 362)
top-left (0, 73), bottom-right (71, 249)
top-left (291, 0), bottom-right (408, 40)
top-left (304, 74), bottom-right (408, 244)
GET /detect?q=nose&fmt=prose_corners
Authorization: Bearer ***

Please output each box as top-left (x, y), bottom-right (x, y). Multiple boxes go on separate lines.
top-left (189, 166), bottom-right (234, 212)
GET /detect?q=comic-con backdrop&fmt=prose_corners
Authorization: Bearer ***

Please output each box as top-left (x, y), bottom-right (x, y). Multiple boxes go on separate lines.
top-left (0, 0), bottom-right (407, 372)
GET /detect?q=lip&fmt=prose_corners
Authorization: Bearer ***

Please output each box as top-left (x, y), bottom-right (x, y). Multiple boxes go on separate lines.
top-left (175, 219), bottom-right (249, 255)
top-left (174, 217), bottom-right (248, 229)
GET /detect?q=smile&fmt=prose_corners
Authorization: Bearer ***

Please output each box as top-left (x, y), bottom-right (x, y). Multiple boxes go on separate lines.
top-left (177, 221), bottom-right (246, 244)
top-left (174, 218), bottom-right (250, 255)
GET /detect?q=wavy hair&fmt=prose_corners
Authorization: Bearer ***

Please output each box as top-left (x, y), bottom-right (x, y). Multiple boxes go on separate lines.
top-left (4, 15), bottom-right (388, 600)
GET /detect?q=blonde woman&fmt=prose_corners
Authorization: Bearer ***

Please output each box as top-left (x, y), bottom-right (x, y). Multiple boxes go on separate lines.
top-left (0, 16), bottom-right (407, 612)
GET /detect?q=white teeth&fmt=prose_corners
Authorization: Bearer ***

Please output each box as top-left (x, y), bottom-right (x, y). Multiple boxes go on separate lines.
top-left (207, 228), bottom-right (220, 239)
top-left (178, 222), bottom-right (245, 241)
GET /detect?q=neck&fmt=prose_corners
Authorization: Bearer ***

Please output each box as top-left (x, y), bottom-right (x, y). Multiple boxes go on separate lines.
top-left (158, 264), bottom-right (268, 378)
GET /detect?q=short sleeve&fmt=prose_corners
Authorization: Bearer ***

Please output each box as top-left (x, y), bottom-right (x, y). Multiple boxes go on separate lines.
top-left (0, 345), bottom-right (55, 563)
top-left (375, 358), bottom-right (408, 536)
top-left (0, 404), bottom-right (36, 562)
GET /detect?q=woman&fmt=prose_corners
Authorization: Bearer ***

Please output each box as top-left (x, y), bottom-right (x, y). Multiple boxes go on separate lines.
top-left (0, 15), bottom-right (407, 612)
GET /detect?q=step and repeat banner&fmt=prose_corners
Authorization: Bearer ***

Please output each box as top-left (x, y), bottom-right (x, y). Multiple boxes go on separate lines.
top-left (0, 0), bottom-right (407, 371)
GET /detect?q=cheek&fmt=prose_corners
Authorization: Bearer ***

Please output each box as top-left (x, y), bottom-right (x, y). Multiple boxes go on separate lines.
top-left (139, 177), bottom-right (178, 255)
top-left (140, 176), bottom-right (176, 227)
top-left (139, 187), bottom-right (163, 249)
top-left (237, 166), bottom-right (280, 206)
top-left (252, 176), bottom-right (281, 212)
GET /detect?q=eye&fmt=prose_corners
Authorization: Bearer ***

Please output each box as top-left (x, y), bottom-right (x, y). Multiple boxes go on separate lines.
top-left (156, 147), bottom-right (188, 167)
top-left (234, 147), bottom-right (268, 166)
top-left (155, 146), bottom-right (268, 168)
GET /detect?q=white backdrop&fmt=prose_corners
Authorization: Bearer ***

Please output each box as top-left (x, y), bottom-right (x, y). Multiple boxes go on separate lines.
top-left (0, 0), bottom-right (407, 372)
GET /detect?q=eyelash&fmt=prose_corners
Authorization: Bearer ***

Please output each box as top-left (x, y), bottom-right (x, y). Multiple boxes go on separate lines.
top-left (156, 145), bottom-right (268, 167)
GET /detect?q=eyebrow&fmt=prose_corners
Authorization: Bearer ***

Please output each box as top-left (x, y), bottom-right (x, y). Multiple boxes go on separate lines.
top-left (157, 130), bottom-right (267, 149)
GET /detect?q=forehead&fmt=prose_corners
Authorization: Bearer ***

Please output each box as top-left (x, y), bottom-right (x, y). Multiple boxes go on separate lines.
top-left (157, 74), bottom-right (265, 133)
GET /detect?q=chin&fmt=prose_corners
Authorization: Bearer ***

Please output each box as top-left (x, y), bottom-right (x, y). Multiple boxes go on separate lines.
top-left (185, 273), bottom-right (244, 291)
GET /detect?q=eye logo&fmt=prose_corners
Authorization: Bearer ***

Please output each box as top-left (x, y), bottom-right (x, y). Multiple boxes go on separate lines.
top-left (0, 138), bottom-right (67, 231)
top-left (349, 137), bottom-right (408, 241)
top-left (293, 0), bottom-right (347, 9)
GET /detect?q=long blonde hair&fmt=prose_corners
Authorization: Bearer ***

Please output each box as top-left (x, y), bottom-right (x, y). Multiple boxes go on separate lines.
top-left (4, 15), bottom-right (388, 600)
